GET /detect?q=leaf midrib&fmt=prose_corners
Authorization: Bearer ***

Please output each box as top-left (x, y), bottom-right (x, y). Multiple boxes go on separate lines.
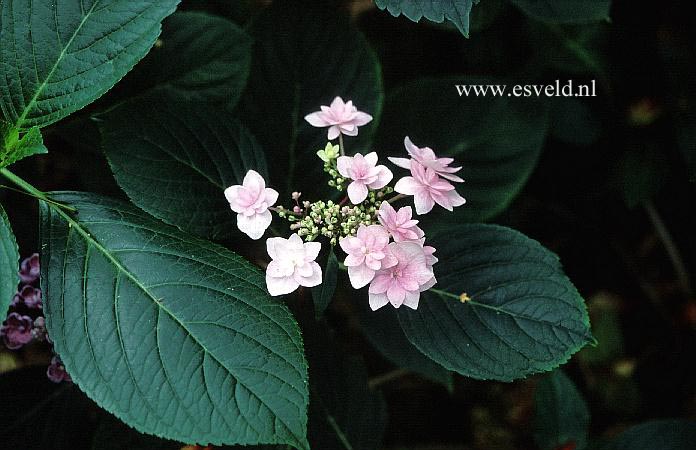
top-left (48, 203), bottom-right (306, 448)
top-left (15, 1), bottom-right (100, 130)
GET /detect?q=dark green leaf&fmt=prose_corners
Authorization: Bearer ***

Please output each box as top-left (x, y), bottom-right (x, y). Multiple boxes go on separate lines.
top-left (534, 370), bottom-right (590, 450)
top-left (0, 367), bottom-right (96, 449)
top-left (112, 11), bottom-right (252, 106)
top-left (608, 419), bottom-right (696, 450)
top-left (358, 302), bottom-right (453, 390)
top-left (0, 201), bottom-right (19, 315)
top-left (240, 0), bottom-right (383, 196)
top-left (40, 192), bottom-right (309, 448)
top-left (375, 77), bottom-right (549, 224)
top-left (397, 224), bottom-right (593, 381)
top-left (509, 0), bottom-right (611, 24)
top-left (529, 23), bottom-right (609, 75)
top-left (99, 97), bottom-right (267, 240)
top-left (311, 249), bottom-right (338, 318)
top-left (0, 0), bottom-right (180, 130)
top-left (374, 0), bottom-right (480, 37)
top-left (1, 122), bottom-right (47, 168)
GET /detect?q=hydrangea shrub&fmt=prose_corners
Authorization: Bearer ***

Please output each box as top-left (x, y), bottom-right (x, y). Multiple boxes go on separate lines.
top-left (0, 1), bottom-right (598, 448)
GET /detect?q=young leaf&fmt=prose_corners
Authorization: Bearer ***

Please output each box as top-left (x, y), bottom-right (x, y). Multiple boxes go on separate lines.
top-left (106, 11), bottom-right (253, 106)
top-left (509, 0), bottom-right (611, 24)
top-left (0, 0), bottom-right (180, 131)
top-left (358, 303), bottom-right (453, 390)
top-left (374, 0), bottom-right (481, 38)
top-left (0, 202), bottom-right (19, 316)
top-left (375, 77), bottom-right (549, 224)
top-left (40, 192), bottom-right (309, 449)
top-left (607, 419), bottom-right (696, 450)
top-left (533, 370), bottom-right (590, 450)
top-left (240, 0), bottom-right (383, 196)
top-left (311, 249), bottom-right (338, 318)
top-left (1, 122), bottom-right (48, 168)
top-left (99, 97), bottom-right (267, 240)
top-left (397, 224), bottom-right (594, 382)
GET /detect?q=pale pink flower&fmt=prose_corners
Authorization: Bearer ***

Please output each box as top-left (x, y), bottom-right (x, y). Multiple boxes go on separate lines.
top-left (377, 201), bottom-right (424, 242)
top-left (337, 152), bottom-right (393, 204)
top-left (304, 96), bottom-right (373, 140)
top-left (266, 234), bottom-right (322, 296)
top-left (394, 160), bottom-right (466, 215)
top-left (368, 242), bottom-right (435, 310)
top-left (389, 137), bottom-right (464, 182)
top-left (339, 225), bottom-right (391, 288)
top-left (224, 170), bottom-right (278, 240)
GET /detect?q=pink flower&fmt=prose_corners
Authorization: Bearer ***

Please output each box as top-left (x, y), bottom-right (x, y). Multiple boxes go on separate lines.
top-left (368, 242), bottom-right (435, 310)
top-left (389, 137), bottom-right (464, 182)
top-left (377, 201), bottom-right (424, 242)
top-left (339, 225), bottom-right (390, 288)
top-left (337, 152), bottom-right (393, 204)
top-left (394, 160), bottom-right (466, 215)
top-left (224, 170), bottom-right (278, 240)
top-left (266, 234), bottom-right (322, 296)
top-left (304, 96), bottom-right (373, 140)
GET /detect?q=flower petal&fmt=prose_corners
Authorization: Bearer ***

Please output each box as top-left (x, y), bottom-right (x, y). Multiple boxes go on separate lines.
top-left (266, 274), bottom-right (300, 296)
top-left (413, 192), bottom-right (435, 215)
top-left (336, 156), bottom-right (352, 178)
top-left (388, 157), bottom-right (412, 169)
top-left (243, 169), bottom-right (265, 192)
top-left (402, 290), bottom-right (421, 309)
top-left (264, 187), bottom-right (279, 206)
top-left (394, 177), bottom-right (421, 195)
top-left (353, 112), bottom-right (373, 126)
top-left (296, 261), bottom-right (322, 288)
top-left (327, 125), bottom-right (341, 140)
top-left (303, 241), bottom-right (322, 262)
top-left (237, 210), bottom-right (272, 240)
top-left (348, 263), bottom-right (375, 289)
top-left (369, 292), bottom-right (390, 311)
top-left (347, 181), bottom-right (369, 204)
top-left (305, 112), bottom-right (330, 127)
top-left (368, 165), bottom-right (393, 190)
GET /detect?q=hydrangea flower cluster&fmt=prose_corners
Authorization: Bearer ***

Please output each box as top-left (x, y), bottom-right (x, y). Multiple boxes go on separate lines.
top-left (1, 253), bottom-right (71, 383)
top-left (224, 97), bottom-right (465, 310)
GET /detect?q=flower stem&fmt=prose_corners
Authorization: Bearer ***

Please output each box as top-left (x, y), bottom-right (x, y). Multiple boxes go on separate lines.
top-left (386, 193), bottom-right (407, 204)
top-left (268, 206), bottom-right (302, 218)
top-left (644, 200), bottom-right (694, 298)
top-left (338, 133), bottom-right (345, 157)
top-left (0, 168), bottom-right (77, 213)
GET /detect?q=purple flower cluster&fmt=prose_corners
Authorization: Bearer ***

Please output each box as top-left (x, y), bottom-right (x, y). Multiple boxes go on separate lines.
top-left (2, 253), bottom-right (46, 349)
top-left (1, 253), bottom-right (70, 383)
